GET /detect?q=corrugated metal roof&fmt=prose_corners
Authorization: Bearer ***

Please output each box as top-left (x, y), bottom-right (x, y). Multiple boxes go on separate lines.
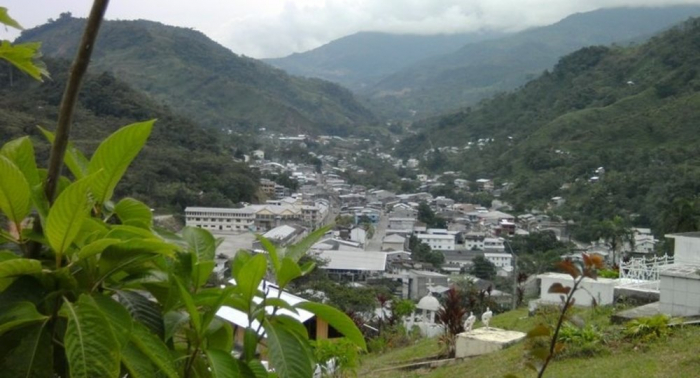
top-left (316, 250), bottom-right (388, 271)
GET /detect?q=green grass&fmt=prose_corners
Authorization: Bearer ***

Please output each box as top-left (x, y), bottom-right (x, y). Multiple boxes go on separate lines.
top-left (361, 307), bottom-right (700, 378)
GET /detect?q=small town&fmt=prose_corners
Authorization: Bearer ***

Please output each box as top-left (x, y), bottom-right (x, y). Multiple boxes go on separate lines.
top-left (3, 2), bottom-right (700, 378)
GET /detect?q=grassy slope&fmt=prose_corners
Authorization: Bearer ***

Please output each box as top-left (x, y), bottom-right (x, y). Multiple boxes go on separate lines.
top-left (18, 16), bottom-right (377, 135)
top-left (361, 308), bottom-right (700, 378)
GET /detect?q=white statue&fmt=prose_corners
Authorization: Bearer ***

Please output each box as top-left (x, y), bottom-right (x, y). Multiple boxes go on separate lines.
top-left (463, 311), bottom-right (476, 332)
top-left (481, 307), bottom-right (493, 330)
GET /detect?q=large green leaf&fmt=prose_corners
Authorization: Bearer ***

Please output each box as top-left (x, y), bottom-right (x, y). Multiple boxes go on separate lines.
top-left (276, 257), bottom-right (302, 289)
top-left (0, 7), bottom-right (22, 29)
top-left (62, 295), bottom-right (120, 378)
top-left (0, 301), bottom-right (48, 336)
top-left (0, 155), bottom-right (31, 224)
top-left (92, 295), bottom-right (133, 350)
top-left (284, 225), bottom-right (331, 262)
top-left (235, 254), bottom-right (267, 311)
top-left (0, 321), bottom-right (53, 378)
top-left (296, 302), bottom-right (367, 351)
top-left (0, 258), bottom-right (41, 279)
top-left (120, 341), bottom-right (160, 378)
top-left (263, 319), bottom-right (314, 378)
top-left (114, 197), bottom-right (153, 228)
top-left (38, 126), bottom-right (89, 179)
top-left (206, 349), bottom-right (240, 378)
top-left (182, 226), bottom-right (216, 261)
top-left (1, 137), bottom-right (40, 188)
top-left (256, 234), bottom-right (280, 272)
top-left (206, 321), bottom-right (234, 352)
top-left (115, 290), bottom-right (165, 338)
top-left (45, 175), bottom-right (95, 255)
top-left (163, 310), bottom-right (189, 341)
top-left (0, 41), bottom-right (48, 81)
top-left (76, 238), bottom-right (121, 260)
top-left (175, 278), bottom-right (202, 335)
top-left (124, 322), bottom-right (178, 378)
top-left (87, 120), bottom-right (154, 204)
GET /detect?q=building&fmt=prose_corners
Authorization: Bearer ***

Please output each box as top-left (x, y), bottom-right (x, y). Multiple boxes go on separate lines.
top-left (253, 225), bottom-right (306, 248)
top-left (388, 217), bottom-right (416, 230)
top-left (185, 207), bottom-right (255, 232)
top-left (417, 233), bottom-right (456, 251)
top-left (382, 234), bottom-right (407, 251)
top-left (484, 252), bottom-right (512, 269)
top-left (260, 179), bottom-right (276, 197)
top-left (483, 237), bottom-right (505, 251)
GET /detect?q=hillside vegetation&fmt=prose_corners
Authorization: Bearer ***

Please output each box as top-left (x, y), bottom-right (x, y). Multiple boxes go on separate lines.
top-left (17, 14), bottom-right (378, 135)
top-left (265, 31), bottom-right (503, 91)
top-left (369, 5), bottom-right (700, 119)
top-left (397, 18), bottom-right (700, 238)
top-left (0, 58), bottom-right (259, 211)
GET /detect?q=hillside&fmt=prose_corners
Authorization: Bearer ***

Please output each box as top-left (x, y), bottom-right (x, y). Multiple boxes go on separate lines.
top-left (264, 31), bottom-right (503, 92)
top-left (0, 58), bottom-right (260, 211)
top-left (17, 14), bottom-right (377, 135)
top-left (396, 18), bottom-right (700, 237)
top-left (369, 5), bottom-right (700, 119)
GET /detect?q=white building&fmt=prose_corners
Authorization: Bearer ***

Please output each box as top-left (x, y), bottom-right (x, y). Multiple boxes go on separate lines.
top-left (483, 238), bottom-right (505, 251)
top-left (185, 207), bottom-right (255, 232)
top-left (484, 252), bottom-right (512, 269)
top-left (417, 233), bottom-right (455, 251)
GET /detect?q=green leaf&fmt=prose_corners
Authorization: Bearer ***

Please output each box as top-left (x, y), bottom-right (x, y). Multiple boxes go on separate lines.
top-left (527, 324), bottom-right (551, 338)
top-left (45, 174), bottom-right (95, 255)
top-left (124, 322), bottom-right (178, 378)
top-left (263, 318), bottom-right (314, 378)
top-left (115, 290), bottom-right (165, 339)
top-left (231, 249), bottom-right (252, 281)
top-left (243, 359), bottom-right (270, 378)
top-left (87, 120), bottom-right (154, 204)
top-left (76, 238), bottom-right (121, 260)
top-left (1, 137), bottom-right (40, 188)
top-left (104, 224), bottom-right (158, 241)
top-left (207, 349), bottom-right (240, 378)
top-left (0, 7), bottom-right (23, 29)
top-left (256, 234), bottom-right (280, 272)
top-left (38, 126), bottom-right (89, 179)
top-left (62, 295), bottom-right (120, 378)
top-left (0, 41), bottom-right (49, 81)
top-left (296, 302), bottom-right (367, 351)
top-left (0, 321), bottom-right (53, 378)
top-left (285, 225), bottom-right (331, 262)
top-left (0, 258), bottom-right (41, 279)
top-left (206, 321), bottom-right (234, 352)
top-left (175, 278), bottom-right (202, 335)
top-left (276, 257), bottom-right (302, 289)
top-left (194, 260), bottom-right (216, 288)
top-left (92, 295), bottom-right (133, 350)
top-left (236, 254), bottom-right (267, 311)
top-left (163, 310), bottom-right (189, 341)
top-left (182, 226), bottom-right (216, 261)
top-left (114, 197), bottom-right (153, 228)
top-left (0, 301), bottom-right (48, 336)
top-left (120, 342), bottom-right (160, 378)
top-left (0, 155), bottom-right (31, 224)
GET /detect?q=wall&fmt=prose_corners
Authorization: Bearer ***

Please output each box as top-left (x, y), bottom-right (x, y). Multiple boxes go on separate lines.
top-left (538, 273), bottom-right (617, 306)
top-left (659, 270), bottom-right (700, 317)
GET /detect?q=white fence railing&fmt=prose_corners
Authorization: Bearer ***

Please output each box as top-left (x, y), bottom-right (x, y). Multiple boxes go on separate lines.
top-left (619, 254), bottom-right (674, 281)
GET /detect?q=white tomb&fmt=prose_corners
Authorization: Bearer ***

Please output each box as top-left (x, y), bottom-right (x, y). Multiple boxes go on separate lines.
top-left (455, 327), bottom-right (526, 358)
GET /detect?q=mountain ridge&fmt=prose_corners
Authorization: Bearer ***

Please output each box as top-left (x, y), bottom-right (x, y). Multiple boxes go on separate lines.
top-left (18, 15), bottom-right (378, 135)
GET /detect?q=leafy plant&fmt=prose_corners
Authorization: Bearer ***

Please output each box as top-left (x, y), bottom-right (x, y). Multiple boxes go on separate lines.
top-left (623, 314), bottom-right (672, 344)
top-left (436, 287), bottom-right (467, 358)
top-left (313, 338), bottom-right (361, 377)
top-left (557, 324), bottom-right (606, 358)
top-left (514, 253), bottom-right (604, 378)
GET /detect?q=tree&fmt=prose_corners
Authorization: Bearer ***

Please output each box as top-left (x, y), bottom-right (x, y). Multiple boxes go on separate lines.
top-left (660, 196), bottom-right (700, 234)
top-left (436, 287), bottom-right (467, 358)
top-left (469, 255), bottom-right (497, 280)
top-left (596, 215), bottom-right (633, 265)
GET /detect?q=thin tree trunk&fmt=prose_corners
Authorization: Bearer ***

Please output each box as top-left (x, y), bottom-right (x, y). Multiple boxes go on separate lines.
top-left (26, 0), bottom-right (110, 258)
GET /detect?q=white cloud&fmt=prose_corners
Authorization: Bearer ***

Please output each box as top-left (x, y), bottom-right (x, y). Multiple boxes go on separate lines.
top-left (4, 0), bottom-right (700, 58)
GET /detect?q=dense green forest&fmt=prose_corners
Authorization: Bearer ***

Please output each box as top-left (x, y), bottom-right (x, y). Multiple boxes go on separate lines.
top-left (397, 18), bottom-right (700, 238)
top-left (17, 13), bottom-right (378, 135)
top-left (0, 58), bottom-right (259, 211)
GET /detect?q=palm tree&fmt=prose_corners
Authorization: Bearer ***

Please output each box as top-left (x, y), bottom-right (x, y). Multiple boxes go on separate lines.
top-left (597, 216), bottom-right (633, 265)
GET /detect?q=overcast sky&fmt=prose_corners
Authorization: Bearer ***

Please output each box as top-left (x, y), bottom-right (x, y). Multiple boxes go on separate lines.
top-left (3, 0), bottom-right (700, 58)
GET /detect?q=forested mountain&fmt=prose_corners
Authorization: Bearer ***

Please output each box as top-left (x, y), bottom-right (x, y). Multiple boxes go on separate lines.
top-left (17, 14), bottom-right (377, 135)
top-left (264, 31), bottom-right (503, 91)
top-left (0, 58), bottom-right (260, 211)
top-left (397, 18), bottom-right (700, 238)
top-left (369, 5), bottom-right (700, 119)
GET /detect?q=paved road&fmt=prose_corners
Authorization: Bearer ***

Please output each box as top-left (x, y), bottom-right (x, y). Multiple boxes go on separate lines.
top-left (366, 212), bottom-right (388, 251)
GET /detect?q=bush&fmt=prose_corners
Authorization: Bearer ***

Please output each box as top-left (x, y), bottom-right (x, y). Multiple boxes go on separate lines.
top-left (313, 338), bottom-right (361, 377)
top-left (599, 269), bottom-right (619, 278)
top-left (623, 314), bottom-right (672, 343)
top-left (557, 324), bottom-right (606, 358)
